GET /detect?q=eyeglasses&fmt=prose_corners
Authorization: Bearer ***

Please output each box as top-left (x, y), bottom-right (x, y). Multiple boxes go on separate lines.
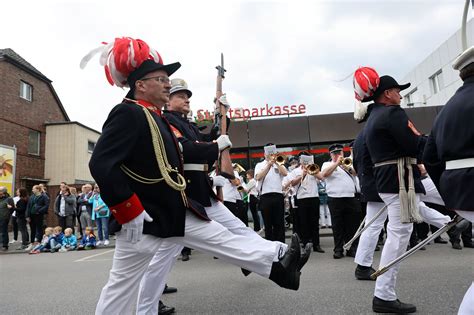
top-left (140, 76), bottom-right (171, 84)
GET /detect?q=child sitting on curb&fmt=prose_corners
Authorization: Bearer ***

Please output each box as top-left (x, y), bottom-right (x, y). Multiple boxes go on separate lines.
top-left (29, 227), bottom-right (53, 254)
top-left (59, 227), bottom-right (77, 252)
top-left (49, 226), bottom-right (64, 253)
top-left (77, 227), bottom-right (96, 250)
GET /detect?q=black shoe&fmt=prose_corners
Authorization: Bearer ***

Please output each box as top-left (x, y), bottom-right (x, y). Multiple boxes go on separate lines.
top-left (346, 249), bottom-right (356, 257)
top-left (463, 242), bottom-right (474, 248)
top-left (313, 245), bottom-right (325, 253)
top-left (298, 243), bottom-right (312, 271)
top-left (451, 241), bottom-right (463, 250)
top-left (447, 218), bottom-right (470, 242)
top-left (181, 253), bottom-right (190, 261)
top-left (268, 234), bottom-right (301, 290)
top-left (241, 268), bottom-right (251, 277)
top-left (372, 296), bottom-right (416, 313)
top-left (158, 300), bottom-right (175, 315)
top-left (355, 265), bottom-right (376, 281)
top-left (163, 285), bottom-right (177, 294)
top-left (333, 251), bottom-right (344, 259)
top-left (434, 236), bottom-right (448, 244)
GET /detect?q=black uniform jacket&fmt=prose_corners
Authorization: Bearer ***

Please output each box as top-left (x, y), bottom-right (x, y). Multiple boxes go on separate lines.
top-left (164, 111), bottom-right (219, 207)
top-left (89, 102), bottom-right (215, 238)
top-left (423, 76), bottom-right (474, 211)
top-left (353, 126), bottom-right (383, 203)
top-left (364, 103), bottom-right (426, 194)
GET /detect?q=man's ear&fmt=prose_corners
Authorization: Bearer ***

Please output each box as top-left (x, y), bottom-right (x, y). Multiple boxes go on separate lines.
top-left (135, 80), bottom-right (145, 93)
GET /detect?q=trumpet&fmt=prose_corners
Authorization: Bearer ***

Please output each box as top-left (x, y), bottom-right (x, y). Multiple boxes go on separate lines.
top-left (339, 157), bottom-right (353, 169)
top-left (274, 154), bottom-right (287, 166)
top-left (305, 164), bottom-right (320, 175)
top-left (232, 163), bottom-right (246, 174)
top-left (237, 185), bottom-right (245, 192)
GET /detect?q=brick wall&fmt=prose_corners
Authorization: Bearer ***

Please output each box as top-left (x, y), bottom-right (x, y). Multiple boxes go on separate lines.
top-left (0, 60), bottom-right (68, 214)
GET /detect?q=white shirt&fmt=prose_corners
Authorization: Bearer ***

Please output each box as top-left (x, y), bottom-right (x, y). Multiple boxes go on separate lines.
top-left (255, 160), bottom-right (286, 195)
top-left (60, 196), bottom-right (66, 216)
top-left (12, 196), bottom-right (19, 217)
top-left (321, 161), bottom-right (357, 198)
top-left (222, 171), bottom-right (240, 203)
top-left (291, 167), bottom-right (320, 199)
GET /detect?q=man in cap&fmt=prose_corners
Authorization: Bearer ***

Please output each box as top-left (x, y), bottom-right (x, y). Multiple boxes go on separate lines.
top-left (83, 39), bottom-right (308, 314)
top-left (289, 152), bottom-right (325, 253)
top-left (321, 144), bottom-right (362, 259)
top-left (255, 144), bottom-right (289, 243)
top-left (423, 45), bottom-right (474, 315)
top-left (132, 78), bottom-right (311, 314)
top-left (362, 74), bottom-right (426, 313)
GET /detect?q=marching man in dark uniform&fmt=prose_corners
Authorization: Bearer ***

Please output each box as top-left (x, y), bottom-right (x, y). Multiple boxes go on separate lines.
top-left (361, 72), bottom-right (426, 313)
top-left (135, 79), bottom-right (311, 314)
top-left (352, 103), bottom-right (387, 281)
top-left (423, 45), bottom-right (474, 315)
top-left (81, 38), bottom-right (310, 314)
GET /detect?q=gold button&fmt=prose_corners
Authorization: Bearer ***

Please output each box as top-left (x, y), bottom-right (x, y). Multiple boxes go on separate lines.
top-left (126, 202), bottom-right (131, 207)
top-left (187, 180), bottom-right (191, 183)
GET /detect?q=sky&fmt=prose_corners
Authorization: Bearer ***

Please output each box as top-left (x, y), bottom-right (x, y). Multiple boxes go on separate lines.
top-left (1, 0), bottom-right (470, 131)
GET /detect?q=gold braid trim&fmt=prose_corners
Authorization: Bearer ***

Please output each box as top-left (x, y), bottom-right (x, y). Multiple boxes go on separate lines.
top-left (120, 103), bottom-right (187, 200)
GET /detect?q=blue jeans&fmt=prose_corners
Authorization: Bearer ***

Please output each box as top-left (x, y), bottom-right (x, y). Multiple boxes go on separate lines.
top-left (96, 217), bottom-right (109, 241)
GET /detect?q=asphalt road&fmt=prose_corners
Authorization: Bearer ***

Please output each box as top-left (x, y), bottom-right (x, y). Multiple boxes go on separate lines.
top-left (1, 235), bottom-right (472, 315)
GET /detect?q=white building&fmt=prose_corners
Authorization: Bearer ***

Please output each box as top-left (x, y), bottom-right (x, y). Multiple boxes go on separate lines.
top-left (401, 18), bottom-right (473, 108)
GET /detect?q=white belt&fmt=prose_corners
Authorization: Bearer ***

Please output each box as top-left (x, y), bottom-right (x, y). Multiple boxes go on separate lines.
top-left (374, 158), bottom-right (417, 168)
top-left (446, 158), bottom-right (474, 170)
top-left (183, 163), bottom-right (208, 172)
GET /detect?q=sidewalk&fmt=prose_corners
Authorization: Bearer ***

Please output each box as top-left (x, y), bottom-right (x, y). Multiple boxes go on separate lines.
top-left (1, 225), bottom-right (333, 255)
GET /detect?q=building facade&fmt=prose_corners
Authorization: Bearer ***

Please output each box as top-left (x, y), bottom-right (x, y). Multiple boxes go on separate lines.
top-left (401, 18), bottom-right (473, 108)
top-left (0, 48), bottom-right (69, 193)
top-left (44, 122), bottom-right (100, 186)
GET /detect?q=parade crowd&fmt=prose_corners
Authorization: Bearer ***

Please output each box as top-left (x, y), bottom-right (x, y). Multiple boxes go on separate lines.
top-left (0, 182), bottom-right (111, 253)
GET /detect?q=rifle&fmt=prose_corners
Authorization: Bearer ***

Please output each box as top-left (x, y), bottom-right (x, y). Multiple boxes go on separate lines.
top-left (214, 53), bottom-right (235, 199)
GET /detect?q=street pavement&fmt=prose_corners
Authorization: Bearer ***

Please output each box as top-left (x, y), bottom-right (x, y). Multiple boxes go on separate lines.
top-left (1, 231), bottom-right (472, 315)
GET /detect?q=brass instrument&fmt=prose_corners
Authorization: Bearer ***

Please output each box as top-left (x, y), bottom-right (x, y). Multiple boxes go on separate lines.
top-left (340, 157), bottom-right (353, 169)
top-left (275, 154), bottom-right (287, 166)
top-left (237, 185), bottom-right (245, 192)
top-left (306, 164), bottom-right (320, 175)
top-left (233, 163), bottom-right (246, 174)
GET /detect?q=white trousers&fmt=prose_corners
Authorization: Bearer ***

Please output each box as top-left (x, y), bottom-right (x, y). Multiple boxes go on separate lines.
top-left (374, 193), bottom-right (419, 301)
top-left (354, 201), bottom-right (387, 267)
top-left (456, 211), bottom-right (474, 315)
top-left (319, 203), bottom-right (331, 226)
top-left (136, 199), bottom-right (286, 314)
top-left (420, 177), bottom-right (445, 206)
top-left (96, 201), bottom-right (285, 315)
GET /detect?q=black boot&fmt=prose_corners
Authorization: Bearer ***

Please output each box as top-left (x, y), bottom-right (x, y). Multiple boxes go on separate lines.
top-left (158, 300), bottom-right (175, 315)
top-left (298, 243), bottom-right (312, 271)
top-left (372, 296), bottom-right (416, 313)
top-left (355, 265), bottom-right (375, 281)
top-left (269, 234), bottom-right (302, 290)
top-left (447, 218), bottom-right (469, 242)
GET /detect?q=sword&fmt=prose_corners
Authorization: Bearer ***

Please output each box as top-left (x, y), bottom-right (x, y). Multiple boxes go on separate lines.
top-left (343, 205), bottom-right (387, 251)
top-left (371, 215), bottom-right (465, 279)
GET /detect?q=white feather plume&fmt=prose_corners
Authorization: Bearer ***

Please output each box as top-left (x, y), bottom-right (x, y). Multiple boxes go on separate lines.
top-left (80, 44), bottom-right (107, 69)
top-left (354, 99), bottom-right (368, 121)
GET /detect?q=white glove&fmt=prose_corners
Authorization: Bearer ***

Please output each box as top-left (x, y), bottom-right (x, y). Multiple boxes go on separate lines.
top-left (212, 175), bottom-right (227, 187)
top-left (216, 135), bottom-right (232, 151)
top-left (122, 210), bottom-right (153, 243)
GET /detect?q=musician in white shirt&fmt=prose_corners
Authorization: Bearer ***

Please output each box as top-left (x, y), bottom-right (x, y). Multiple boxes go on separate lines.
top-left (255, 144), bottom-right (288, 242)
top-left (290, 153), bottom-right (325, 253)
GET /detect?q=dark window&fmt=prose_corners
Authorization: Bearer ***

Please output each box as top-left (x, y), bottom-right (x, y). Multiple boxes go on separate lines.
top-left (20, 81), bottom-right (33, 101)
top-left (88, 141), bottom-right (96, 153)
top-left (28, 130), bottom-right (40, 155)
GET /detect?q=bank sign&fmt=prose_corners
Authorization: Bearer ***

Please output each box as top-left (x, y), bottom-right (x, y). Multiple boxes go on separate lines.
top-left (196, 104), bottom-right (306, 122)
